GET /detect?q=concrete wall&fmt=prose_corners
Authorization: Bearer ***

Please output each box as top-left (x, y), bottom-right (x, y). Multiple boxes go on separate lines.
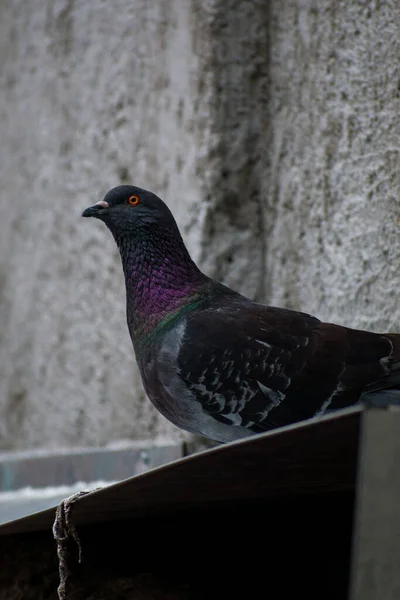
top-left (0, 0), bottom-right (399, 450)
top-left (266, 1), bottom-right (400, 335)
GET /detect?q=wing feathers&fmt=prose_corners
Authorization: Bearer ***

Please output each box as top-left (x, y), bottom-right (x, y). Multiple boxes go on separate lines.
top-left (178, 302), bottom-right (400, 433)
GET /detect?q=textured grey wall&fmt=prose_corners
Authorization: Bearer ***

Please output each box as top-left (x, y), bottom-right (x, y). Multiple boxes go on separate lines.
top-left (265, 2), bottom-right (400, 333)
top-left (0, 0), bottom-right (399, 450)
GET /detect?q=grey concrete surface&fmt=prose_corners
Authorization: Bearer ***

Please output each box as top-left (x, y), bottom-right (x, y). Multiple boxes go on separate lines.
top-left (0, 1), bottom-right (399, 450)
top-left (350, 408), bottom-right (400, 600)
top-left (265, 1), bottom-right (400, 332)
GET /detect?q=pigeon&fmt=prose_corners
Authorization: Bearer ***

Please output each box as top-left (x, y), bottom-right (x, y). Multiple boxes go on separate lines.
top-left (82, 185), bottom-right (400, 443)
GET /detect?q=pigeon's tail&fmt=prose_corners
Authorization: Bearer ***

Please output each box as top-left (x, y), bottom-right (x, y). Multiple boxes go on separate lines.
top-left (358, 332), bottom-right (400, 407)
top-left (386, 332), bottom-right (400, 357)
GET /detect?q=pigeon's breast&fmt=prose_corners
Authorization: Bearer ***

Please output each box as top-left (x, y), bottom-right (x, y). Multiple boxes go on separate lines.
top-left (138, 317), bottom-right (197, 429)
top-left (138, 318), bottom-right (252, 442)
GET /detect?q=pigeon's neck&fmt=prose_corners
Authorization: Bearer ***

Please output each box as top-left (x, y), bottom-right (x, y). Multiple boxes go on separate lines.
top-left (116, 229), bottom-right (209, 345)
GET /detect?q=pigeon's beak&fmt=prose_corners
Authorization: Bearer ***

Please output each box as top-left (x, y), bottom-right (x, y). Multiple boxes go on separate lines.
top-left (82, 200), bottom-right (110, 218)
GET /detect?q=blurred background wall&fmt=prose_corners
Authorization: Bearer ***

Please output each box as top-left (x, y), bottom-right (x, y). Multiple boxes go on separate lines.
top-left (0, 0), bottom-right (399, 451)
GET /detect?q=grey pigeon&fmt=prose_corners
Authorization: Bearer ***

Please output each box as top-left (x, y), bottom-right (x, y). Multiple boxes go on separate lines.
top-left (82, 185), bottom-right (400, 443)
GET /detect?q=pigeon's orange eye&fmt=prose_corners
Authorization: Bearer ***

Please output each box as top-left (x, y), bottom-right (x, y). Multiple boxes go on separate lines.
top-left (128, 195), bottom-right (140, 206)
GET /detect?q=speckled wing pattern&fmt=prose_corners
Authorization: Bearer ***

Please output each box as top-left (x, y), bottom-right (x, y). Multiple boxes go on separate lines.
top-left (178, 302), bottom-right (400, 434)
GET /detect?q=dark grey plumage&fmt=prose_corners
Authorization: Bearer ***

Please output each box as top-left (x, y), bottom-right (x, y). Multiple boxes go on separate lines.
top-left (83, 185), bottom-right (400, 442)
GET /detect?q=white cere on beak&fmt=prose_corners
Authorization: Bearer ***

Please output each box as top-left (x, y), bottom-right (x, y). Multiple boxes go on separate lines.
top-left (95, 200), bottom-right (110, 208)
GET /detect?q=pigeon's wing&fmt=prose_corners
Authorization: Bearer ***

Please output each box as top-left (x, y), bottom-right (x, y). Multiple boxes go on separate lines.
top-left (179, 302), bottom-right (400, 432)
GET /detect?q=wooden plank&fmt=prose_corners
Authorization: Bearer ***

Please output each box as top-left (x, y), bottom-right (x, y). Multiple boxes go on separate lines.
top-left (350, 408), bottom-right (400, 600)
top-left (0, 406), bottom-right (362, 536)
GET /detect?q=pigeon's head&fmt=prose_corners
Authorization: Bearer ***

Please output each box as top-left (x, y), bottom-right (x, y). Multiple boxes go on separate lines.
top-left (82, 185), bottom-right (178, 238)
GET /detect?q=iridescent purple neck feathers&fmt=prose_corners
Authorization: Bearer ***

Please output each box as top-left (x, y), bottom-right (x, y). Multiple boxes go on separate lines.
top-left (115, 227), bottom-right (209, 344)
